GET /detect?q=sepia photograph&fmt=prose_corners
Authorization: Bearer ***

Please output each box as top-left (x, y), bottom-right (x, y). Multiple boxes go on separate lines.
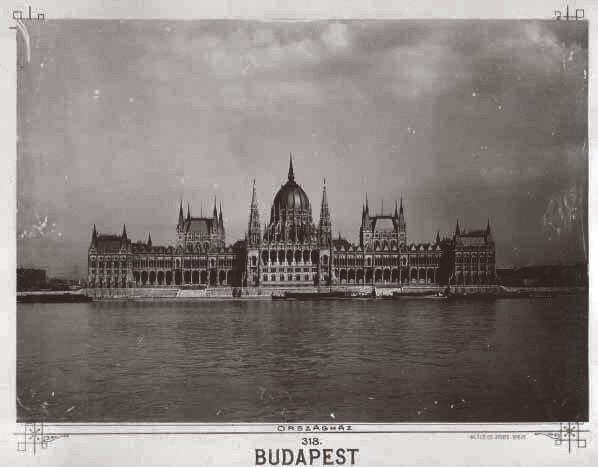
top-left (15, 17), bottom-right (588, 428)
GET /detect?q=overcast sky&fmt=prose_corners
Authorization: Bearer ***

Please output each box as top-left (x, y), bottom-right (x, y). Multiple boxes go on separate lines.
top-left (17, 20), bottom-right (587, 278)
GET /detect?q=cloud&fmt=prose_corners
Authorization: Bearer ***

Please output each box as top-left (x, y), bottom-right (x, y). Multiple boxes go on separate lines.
top-left (134, 22), bottom-right (366, 116)
top-left (158, 22), bottom-right (352, 79)
top-left (370, 21), bottom-right (587, 102)
top-left (385, 41), bottom-right (465, 99)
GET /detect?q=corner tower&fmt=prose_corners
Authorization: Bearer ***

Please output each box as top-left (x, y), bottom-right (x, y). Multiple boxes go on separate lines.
top-left (398, 195), bottom-right (407, 245)
top-left (247, 180), bottom-right (261, 246)
top-left (318, 179), bottom-right (332, 246)
top-left (318, 179), bottom-right (332, 285)
top-left (246, 180), bottom-right (261, 286)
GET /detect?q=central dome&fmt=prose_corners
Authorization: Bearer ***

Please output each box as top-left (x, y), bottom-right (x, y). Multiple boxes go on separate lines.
top-left (272, 180), bottom-right (310, 212)
top-left (270, 157), bottom-right (311, 222)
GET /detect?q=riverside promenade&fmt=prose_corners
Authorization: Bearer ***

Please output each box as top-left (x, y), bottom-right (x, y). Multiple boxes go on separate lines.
top-left (17, 284), bottom-right (586, 302)
top-left (86, 284), bottom-right (430, 300)
top-left (80, 284), bottom-right (586, 301)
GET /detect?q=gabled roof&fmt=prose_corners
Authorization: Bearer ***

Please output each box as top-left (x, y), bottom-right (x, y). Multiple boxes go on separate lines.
top-left (371, 216), bottom-right (397, 232)
top-left (96, 235), bottom-right (125, 252)
top-left (333, 236), bottom-right (352, 250)
top-left (185, 217), bottom-right (215, 234)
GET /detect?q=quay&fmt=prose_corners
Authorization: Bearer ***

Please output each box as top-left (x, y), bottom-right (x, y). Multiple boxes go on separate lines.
top-left (85, 285), bottom-right (446, 301)
top-left (78, 284), bottom-right (585, 301)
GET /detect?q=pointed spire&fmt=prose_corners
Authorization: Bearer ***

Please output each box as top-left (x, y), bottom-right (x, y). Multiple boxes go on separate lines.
top-left (120, 226), bottom-right (129, 249)
top-left (147, 232), bottom-right (152, 247)
top-left (365, 193), bottom-right (369, 214)
top-left (394, 200), bottom-right (399, 218)
top-left (486, 217), bottom-right (491, 234)
top-left (178, 200), bottom-right (184, 227)
top-left (397, 194), bottom-right (406, 235)
top-left (250, 179), bottom-right (257, 206)
top-left (91, 224), bottom-right (98, 247)
top-left (248, 179), bottom-right (261, 246)
top-left (219, 201), bottom-right (223, 228)
top-left (187, 203), bottom-right (190, 221)
top-left (288, 153), bottom-right (295, 182)
top-left (213, 196), bottom-right (218, 218)
top-left (455, 219), bottom-right (461, 236)
top-left (321, 178), bottom-right (328, 209)
top-left (319, 177), bottom-right (331, 245)
top-left (436, 230), bottom-right (440, 244)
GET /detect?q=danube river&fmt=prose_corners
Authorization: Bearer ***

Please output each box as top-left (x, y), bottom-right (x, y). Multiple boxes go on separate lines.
top-left (17, 295), bottom-right (587, 423)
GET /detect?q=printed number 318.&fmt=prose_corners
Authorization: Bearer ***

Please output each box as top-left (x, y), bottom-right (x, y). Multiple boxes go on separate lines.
top-left (301, 438), bottom-right (320, 446)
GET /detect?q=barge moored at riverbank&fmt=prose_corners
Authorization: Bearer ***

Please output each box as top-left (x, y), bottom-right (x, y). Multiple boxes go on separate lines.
top-left (17, 292), bottom-right (93, 303)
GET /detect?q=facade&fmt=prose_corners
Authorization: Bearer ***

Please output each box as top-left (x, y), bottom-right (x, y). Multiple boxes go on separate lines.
top-left (451, 221), bottom-right (496, 286)
top-left (88, 222), bottom-right (243, 289)
top-left (176, 201), bottom-right (225, 250)
top-left (88, 158), bottom-right (496, 288)
top-left (245, 158), bottom-right (331, 287)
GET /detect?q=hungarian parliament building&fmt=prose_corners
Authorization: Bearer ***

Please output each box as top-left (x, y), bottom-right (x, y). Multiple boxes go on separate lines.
top-left (88, 158), bottom-right (496, 288)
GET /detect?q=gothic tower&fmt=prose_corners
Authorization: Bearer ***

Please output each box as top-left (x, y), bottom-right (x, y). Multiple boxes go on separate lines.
top-left (398, 195), bottom-right (407, 245)
top-left (176, 201), bottom-right (185, 245)
top-left (247, 179), bottom-right (261, 246)
top-left (318, 179), bottom-right (332, 246)
top-left (318, 179), bottom-right (332, 285)
top-left (212, 198), bottom-right (218, 233)
top-left (90, 224), bottom-right (98, 249)
top-left (360, 194), bottom-right (372, 249)
top-left (246, 180), bottom-right (261, 286)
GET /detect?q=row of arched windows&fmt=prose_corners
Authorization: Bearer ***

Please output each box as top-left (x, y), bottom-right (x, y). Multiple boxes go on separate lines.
top-left (261, 250), bottom-right (321, 265)
top-left (263, 274), bottom-right (312, 282)
top-left (91, 261), bottom-right (127, 269)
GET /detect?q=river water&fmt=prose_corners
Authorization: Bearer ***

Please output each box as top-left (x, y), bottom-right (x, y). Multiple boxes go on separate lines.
top-left (17, 295), bottom-right (587, 423)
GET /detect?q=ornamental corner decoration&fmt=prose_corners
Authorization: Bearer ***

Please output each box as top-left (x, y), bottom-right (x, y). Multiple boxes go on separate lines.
top-left (535, 422), bottom-right (588, 453)
top-left (17, 420), bottom-right (69, 455)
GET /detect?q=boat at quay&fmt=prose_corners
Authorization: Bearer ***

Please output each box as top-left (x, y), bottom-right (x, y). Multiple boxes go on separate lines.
top-left (17, 291), bottom-right (93, 303)
top-left (272, 289), bottom-right (375, 300)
